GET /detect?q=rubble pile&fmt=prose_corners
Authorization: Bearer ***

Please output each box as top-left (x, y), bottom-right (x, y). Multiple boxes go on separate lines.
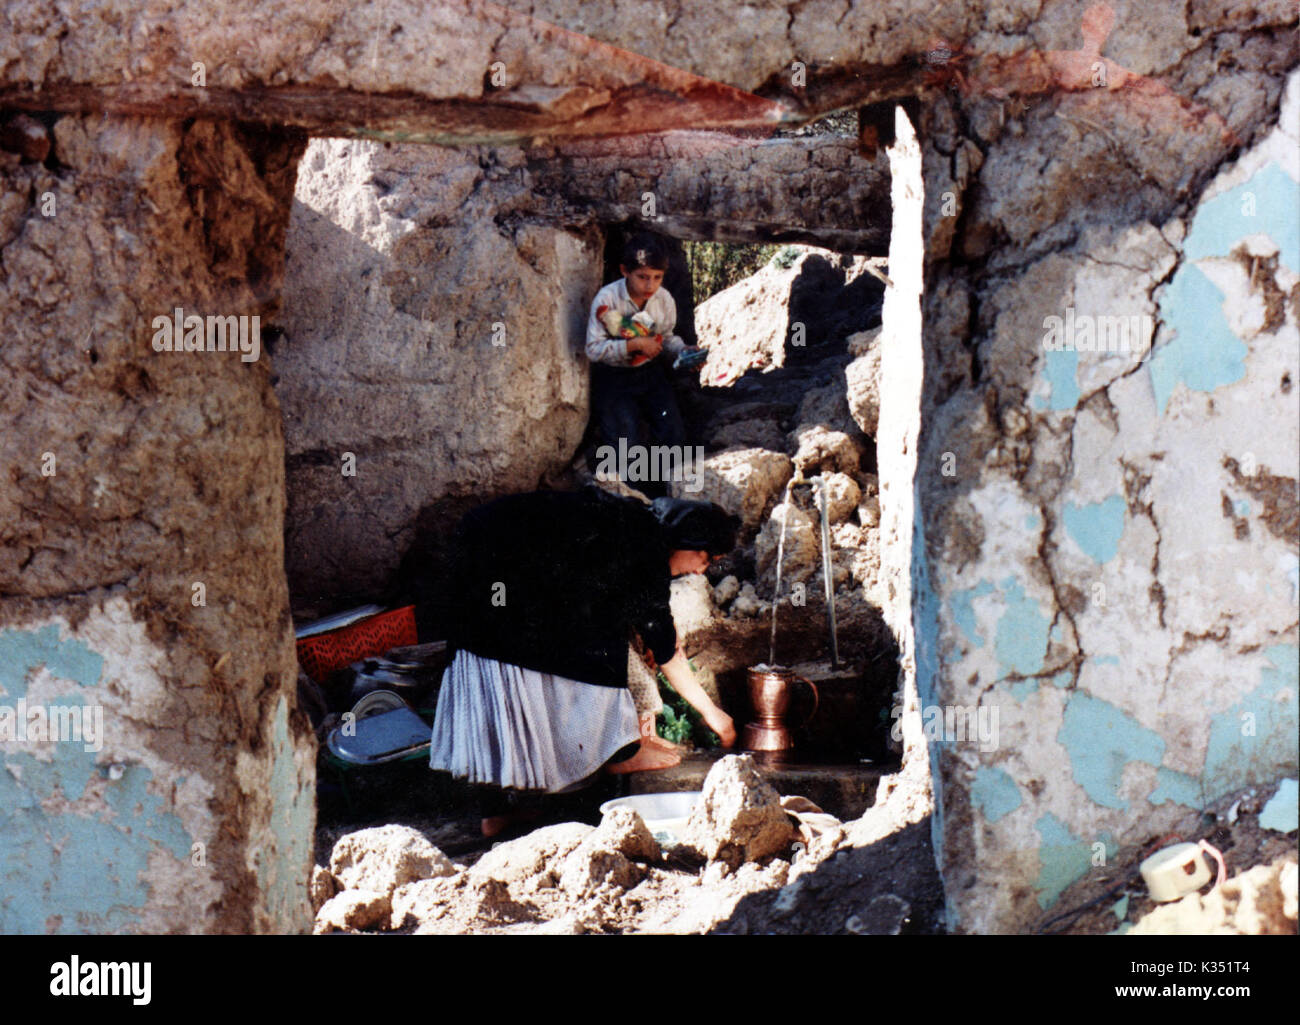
top-left (682, 755), bottom-right (798, 870)
top-left (311, 755), bottom-right (858, 935)
top-left (312, 824), bottom-right (459, 934)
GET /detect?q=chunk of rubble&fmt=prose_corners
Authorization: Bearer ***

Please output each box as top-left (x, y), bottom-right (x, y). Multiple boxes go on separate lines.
top-left (684, 754), bottom-right (797, 869)
top-left (553, 808), bottom-right (661, 900)
top-left (472, 821), bottom-right (593, 888)
top-left (856, 472), bottom-right (881, 528)
top-left (755, 501), bottom-right (819, 584)
top-left (730, 581), bottom-right (764, 618)
top-left (389, 875), bottom-right (462, 929)
top-left (713, 574), bottom-right (741, 607)
top-left (591, 806), bottom-right (662, 863)
top-left (313, 889), bottom-right (392, 934)
top-left (845, 328), bottom-right (882, 437)
top-left (787, 424), bottom-right (864, 477)
top-left (309, 863), bottom-right (339, 915)
top-left (817, 471), bottom-right (860, 523)
top-left (329, 824), bottom-right (456, 895)
top-left (406, 873), bottom-right (536, 933)
top-left (459, 873), bottom-right (536, 924)
top-left (688, 447), bottom-right (794, 534)
top-left (670, 573), bottom-right (717, 636)
top-left (558, 846), bottom-right (646, 898)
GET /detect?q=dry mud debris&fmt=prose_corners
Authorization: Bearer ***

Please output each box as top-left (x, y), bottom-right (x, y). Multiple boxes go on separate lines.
top-left (311, 754), bottom-right (872, 934)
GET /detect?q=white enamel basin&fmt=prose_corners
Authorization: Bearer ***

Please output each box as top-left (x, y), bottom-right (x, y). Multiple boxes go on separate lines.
top-left (599, 791), bottom-right (701, 846)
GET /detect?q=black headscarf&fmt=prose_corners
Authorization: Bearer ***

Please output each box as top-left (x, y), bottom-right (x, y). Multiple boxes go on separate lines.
top-left (649, 497), bottom-right (739, 555)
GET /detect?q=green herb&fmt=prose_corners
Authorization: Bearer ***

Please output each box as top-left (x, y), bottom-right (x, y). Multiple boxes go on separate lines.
top-left (655, 671), bottom-right (721, 748)
top-left (658, 704), bottom-right (693, 745)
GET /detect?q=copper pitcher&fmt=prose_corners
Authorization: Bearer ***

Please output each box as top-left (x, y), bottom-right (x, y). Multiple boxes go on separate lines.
top-left (742, 666), bottom-right (820, 753)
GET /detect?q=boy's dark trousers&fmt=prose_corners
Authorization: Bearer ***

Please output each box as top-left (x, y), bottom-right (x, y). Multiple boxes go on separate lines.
top-left (590, 359), bottom-right (688, 500)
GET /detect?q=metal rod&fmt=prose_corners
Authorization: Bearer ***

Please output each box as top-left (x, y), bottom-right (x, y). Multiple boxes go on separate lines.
top-left (813, 476), bottom-right (840, 668)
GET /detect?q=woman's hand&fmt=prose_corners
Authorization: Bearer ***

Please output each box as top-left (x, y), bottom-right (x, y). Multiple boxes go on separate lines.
top-left (702, 706), bottom-right (736, 748)
top-left (660, 648), bottom-right (738, 749)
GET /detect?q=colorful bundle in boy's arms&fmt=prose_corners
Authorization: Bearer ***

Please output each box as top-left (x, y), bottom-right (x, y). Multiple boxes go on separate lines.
top-left (596, 305), bottom-right (658, 365)
top-left (595, 305), bottom-right (707, 369)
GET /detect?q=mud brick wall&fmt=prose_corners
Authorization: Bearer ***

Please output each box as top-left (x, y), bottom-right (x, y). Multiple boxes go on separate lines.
top-left (902, 20), bottom-right (1299, 931)
top-left (1, 0), bottom-right (1296, 934)
top-left (0, 117), bottom-right (313, 933)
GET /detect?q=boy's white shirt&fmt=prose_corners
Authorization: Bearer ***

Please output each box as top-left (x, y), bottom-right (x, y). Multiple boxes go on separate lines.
top-left (585, 278), bottom-right (688, 366)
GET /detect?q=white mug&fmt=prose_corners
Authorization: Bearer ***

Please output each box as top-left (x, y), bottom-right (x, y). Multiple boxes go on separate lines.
top-left (1140, 842), bottom-right (1212, 902)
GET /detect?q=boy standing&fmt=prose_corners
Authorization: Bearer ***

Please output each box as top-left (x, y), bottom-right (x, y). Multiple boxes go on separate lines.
top-left (585, 233), bottom-right (698, 499)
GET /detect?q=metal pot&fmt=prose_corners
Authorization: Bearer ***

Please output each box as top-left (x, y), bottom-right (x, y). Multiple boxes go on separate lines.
top-left (341, 655), bottom-right (442, 710)
top-left (741, 665), bottom-right (819, 753)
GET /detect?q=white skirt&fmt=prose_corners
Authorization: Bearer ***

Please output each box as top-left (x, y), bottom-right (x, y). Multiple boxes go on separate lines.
top-left (428, 650), bottom-right (639, 793)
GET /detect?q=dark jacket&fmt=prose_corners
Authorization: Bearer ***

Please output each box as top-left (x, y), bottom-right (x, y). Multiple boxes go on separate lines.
top-left (445, 488), bottom-right (677, 687)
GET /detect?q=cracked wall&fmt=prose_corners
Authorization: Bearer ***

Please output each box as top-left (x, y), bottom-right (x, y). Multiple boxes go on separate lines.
top-left (525, 132), bottom-right (890, 252)
top-left (277, 139), bottom-right (604, 603)
top-left (0, 116), bottom-right (314, 933)
top-left (913, 34), bottom-right (1299, 932)
top-left (6, 0), bottom-right (1297, 936)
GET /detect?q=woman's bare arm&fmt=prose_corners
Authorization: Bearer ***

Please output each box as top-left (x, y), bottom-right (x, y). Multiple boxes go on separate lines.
top-left (659, 648), bottom-right (736, 748)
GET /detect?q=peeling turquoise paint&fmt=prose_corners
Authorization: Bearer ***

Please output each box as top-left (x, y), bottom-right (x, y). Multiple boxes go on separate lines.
top-left (1112, 895), bottom-right (1129, 920)
top-left (1009, 678), bottom-right (1039, 701)
top-left (1063, 495), bottom-right (1126, 563)
top-left (1025, 513), bottom-right (1042, 531)
top-left (1150, 263), bottom-right (1247, 415)
top-left (972, 767), bottom-right (1022, 823)
top-left (950, 580), bottom-right (993, 647)
top-left (1259, 778), bottom-right (1298, 834)
top-left (1043, 345), bottom-right (1081, 411)
top-left (1183, 161), bottom-right (1299, 273)
top-left (945, 577), bottom-right (1052, 680)
top-left (0, 625), bottom-right (193, 934)
top-left (1, 755), bottom-right (193, 936)
top-left (257, 697), bottom-right (313, 931)
top-left (0, 625), bottom-right (103, 700)
top-left (1050, 670), bottom-right (1073, 688)
top-left (1059, 692), bottom-right (1165, 810)
top-left (911, 513), bottom-right (947, 921)
top-left (1233, 499), bottom-right (1250, 518)
top-left (912, 518), bottom-right (944, 713)
top-left (994, 577), bottom-right (1050, 678)
top-left (1093, 655), bottom-right (1121, 666)
top-left (1201, 645), bottom-right (1300, 802)
top-left (1150, 162), bottom-right (1299, 416)
top-left (1034, 814), bottom-right (1116, 909)
top-left (1149, 767), bottom-right (1202, 807)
